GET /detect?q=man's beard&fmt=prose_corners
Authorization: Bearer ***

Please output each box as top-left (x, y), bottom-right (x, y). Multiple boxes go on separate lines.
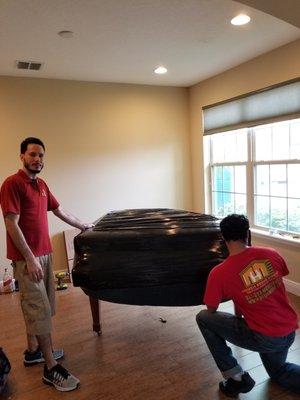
top-left (24, 161), bottom-right (43, 174)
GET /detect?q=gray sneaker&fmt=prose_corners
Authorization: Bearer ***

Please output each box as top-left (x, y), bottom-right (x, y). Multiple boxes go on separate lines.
top-left (24, 347), bottom-right (64, 366)
top-left (43, 364), bottom-right (80, 392)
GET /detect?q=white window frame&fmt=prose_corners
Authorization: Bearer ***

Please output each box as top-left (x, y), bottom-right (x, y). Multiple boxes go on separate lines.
top-left (204, 119), bottom-right (300, 242)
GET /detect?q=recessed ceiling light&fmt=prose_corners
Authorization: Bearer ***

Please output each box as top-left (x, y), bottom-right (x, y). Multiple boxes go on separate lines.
top-left (154, 66), bottom-right (167, 74)
top-left (231, 14), bottom-right (251, 26)
top-left (58, 30), bottom-right (74, 38)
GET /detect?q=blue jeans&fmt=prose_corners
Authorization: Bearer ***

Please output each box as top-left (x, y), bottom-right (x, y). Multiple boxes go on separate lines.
top-left (196, 310), bottom-right (300, 394)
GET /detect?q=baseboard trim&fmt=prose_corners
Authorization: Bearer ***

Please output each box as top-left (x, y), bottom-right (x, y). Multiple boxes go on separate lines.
top-left (284, 278), bottom-right (300, 296)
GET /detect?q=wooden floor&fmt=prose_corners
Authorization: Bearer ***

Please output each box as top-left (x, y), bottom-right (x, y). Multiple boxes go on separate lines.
top-left (0, 286), bottom-right (299, 400)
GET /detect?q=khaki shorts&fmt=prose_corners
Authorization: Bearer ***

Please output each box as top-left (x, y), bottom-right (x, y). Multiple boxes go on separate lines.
top-left (12, 254), bottom-right (55, 336)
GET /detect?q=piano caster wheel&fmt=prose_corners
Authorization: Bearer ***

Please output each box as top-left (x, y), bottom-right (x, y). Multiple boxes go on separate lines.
top-left (93, 323), bottom-right (102, 335)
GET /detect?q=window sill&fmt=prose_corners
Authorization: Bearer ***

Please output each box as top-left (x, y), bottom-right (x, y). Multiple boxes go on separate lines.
top-left (251, 228), bottom-right (300, 249)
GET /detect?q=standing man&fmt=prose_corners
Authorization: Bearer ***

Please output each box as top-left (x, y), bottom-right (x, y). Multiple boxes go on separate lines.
top-left (0, 137), bottom-right (94, 392)
top-left (196, 214), bottom-right (300, 397)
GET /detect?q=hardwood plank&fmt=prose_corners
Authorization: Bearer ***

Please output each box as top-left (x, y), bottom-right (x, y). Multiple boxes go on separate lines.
top-left (0, 287), bottom-right (299, 399)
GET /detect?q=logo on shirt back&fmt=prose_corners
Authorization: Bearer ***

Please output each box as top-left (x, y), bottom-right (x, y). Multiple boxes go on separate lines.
top-left (41, 189), bottom-right (46, 197)
top-left (240, 260), bottom-right (273, 287)
top-left (240, 259), bottom-right (281, 304)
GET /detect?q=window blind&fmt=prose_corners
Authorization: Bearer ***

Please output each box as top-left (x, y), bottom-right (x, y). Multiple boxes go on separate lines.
top-left (203, 79), bottom-right (300, 135)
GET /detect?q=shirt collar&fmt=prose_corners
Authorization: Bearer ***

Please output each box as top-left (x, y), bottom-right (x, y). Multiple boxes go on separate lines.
top-left (17, 169), bottom-right (39, 184)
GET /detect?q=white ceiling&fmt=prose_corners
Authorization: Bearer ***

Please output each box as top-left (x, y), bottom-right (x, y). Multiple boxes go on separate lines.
top-left (0, 0), bottom-right (299, 87)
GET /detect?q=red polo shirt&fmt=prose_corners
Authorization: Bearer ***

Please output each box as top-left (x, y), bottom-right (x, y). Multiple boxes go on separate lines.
top-left (204, 247), bottom-right (298, 336)
top-left (0, 169), bottom-right (59, 260)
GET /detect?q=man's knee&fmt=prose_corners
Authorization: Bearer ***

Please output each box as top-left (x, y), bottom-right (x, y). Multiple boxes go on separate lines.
top-left (269, 363), bottom-right (300, 393)
top-left (196, 309), bottom-right (211, 328)
top-left (20, 284), bottom-right (52, 336)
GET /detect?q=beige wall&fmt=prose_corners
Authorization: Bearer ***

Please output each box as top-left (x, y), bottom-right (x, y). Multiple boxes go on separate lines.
top-left (1, 39), bottom-right (300, 285)
top-left (189, 38), bottom-right (300, 284)
top-left (0, 77), bottom-right (191, 275)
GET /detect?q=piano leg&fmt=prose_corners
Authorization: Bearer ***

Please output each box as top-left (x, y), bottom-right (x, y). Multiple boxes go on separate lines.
top-left (89, 296), bottom-right (102, 335)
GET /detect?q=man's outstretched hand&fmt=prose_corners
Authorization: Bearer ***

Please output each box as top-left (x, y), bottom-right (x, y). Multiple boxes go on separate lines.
top-left (81, 223), bottom-right (95, 231)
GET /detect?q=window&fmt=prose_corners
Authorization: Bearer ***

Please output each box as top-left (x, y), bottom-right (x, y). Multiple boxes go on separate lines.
top-left (205, 118), bottom-right (300, 235)
top-left (210, 129), bottom-right (248, 217)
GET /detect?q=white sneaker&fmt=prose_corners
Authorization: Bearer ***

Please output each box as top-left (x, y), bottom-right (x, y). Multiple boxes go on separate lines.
top-left (43, 364), bottom-right (80, 392)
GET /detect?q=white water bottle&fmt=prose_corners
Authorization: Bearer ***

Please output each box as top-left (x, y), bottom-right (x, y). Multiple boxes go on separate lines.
top-left (2, 268), bottom-right (14, 293)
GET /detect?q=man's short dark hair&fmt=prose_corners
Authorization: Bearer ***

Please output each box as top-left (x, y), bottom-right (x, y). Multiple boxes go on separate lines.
top-left (220, 214), bottom-right (249, 242)
top-left (20, 137), bottom-right (45, 154)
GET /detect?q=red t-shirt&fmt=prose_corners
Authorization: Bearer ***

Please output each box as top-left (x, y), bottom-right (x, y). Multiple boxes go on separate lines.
top-left (204, 246), bottom-right (299, 336)
top-left (0, 169), bottom-right (59, 260)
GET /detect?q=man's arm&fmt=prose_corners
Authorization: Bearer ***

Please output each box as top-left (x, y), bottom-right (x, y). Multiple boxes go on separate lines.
top-left (207, 303), bottom-right (242, 316)
top-left (4, 213), bottom-right (44, 282)
top-left (52, 206), bottom-right (94, 230)
top-left (234, 304), bottom-right (243, 317)
top-left (206, 306), bottom-right (217, 313)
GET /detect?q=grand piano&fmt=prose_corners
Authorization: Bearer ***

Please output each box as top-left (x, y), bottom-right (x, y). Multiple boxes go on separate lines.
top-left (72, 208), bottom-right (228, 334)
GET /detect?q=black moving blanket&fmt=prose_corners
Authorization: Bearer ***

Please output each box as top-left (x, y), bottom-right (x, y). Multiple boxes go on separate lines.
top-left (72, 208), bottom-right (227, 306)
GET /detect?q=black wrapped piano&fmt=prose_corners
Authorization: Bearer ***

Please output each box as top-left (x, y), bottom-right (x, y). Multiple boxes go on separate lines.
top-left (72, 208), bottom-right (228, 334)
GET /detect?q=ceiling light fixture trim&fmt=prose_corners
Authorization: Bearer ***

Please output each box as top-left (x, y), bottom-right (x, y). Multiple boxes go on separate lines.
top-left (154, 66), bottom-right (168, 74)
top-left (231, 14), bottom-right (251, 26)
top-left (58, 30), bottom-right (74, 38)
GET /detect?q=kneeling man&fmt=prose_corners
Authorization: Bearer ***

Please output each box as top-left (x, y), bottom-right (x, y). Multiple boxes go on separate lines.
top-left (196, 214), bottom-right (300, 397)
